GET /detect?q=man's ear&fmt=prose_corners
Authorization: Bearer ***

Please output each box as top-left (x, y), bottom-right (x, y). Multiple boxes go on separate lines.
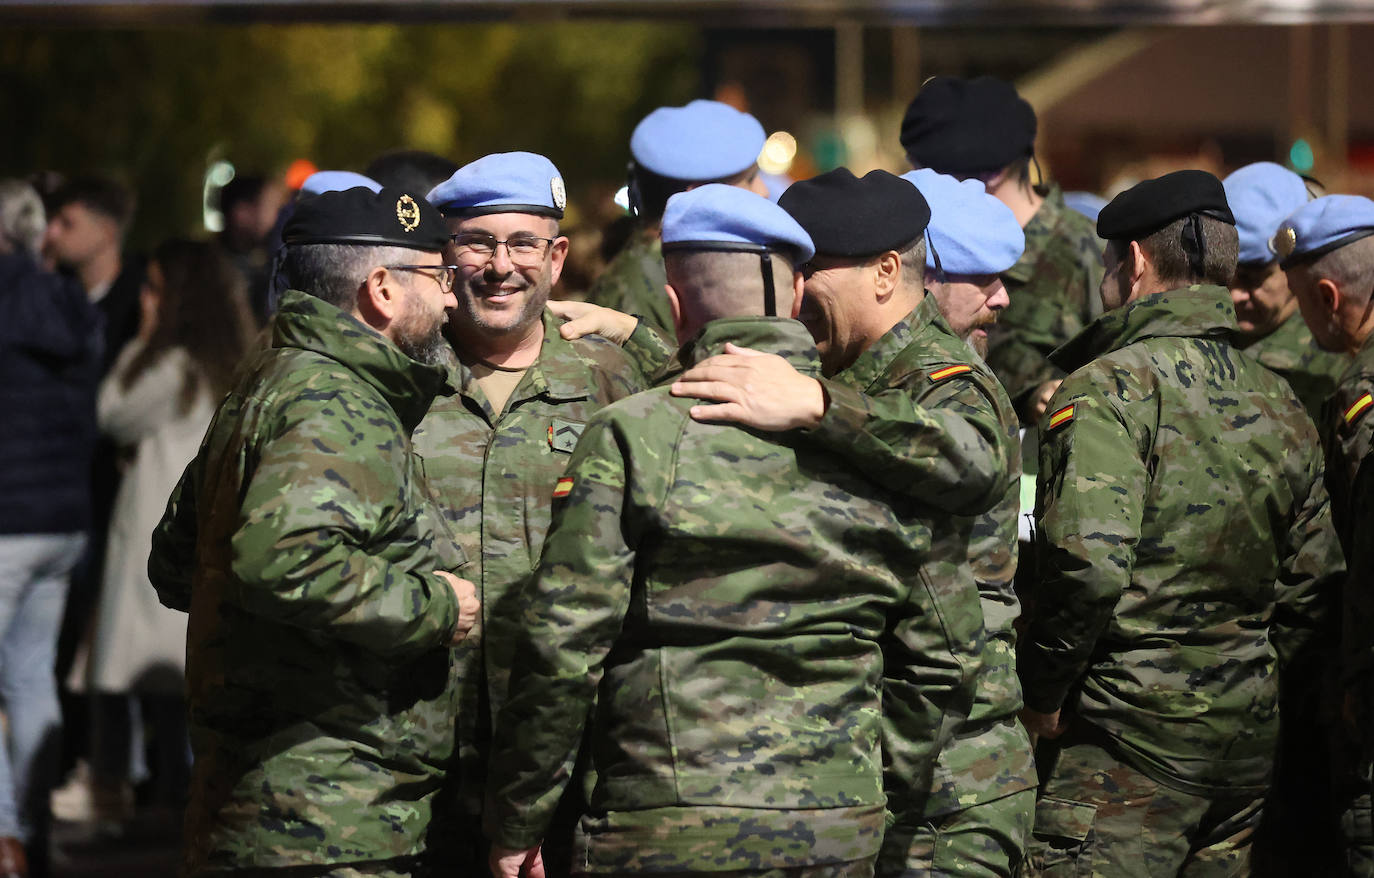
top-left (357, 265), bottom-right (401, 329)
top-left (1127, 240), bottom-right (1149, 295)
top-left (548, 236), bottom-right (570, 286)
top-left (789, 271), bottom-right (805, 319)
top-left (1318, 277), bottom-right (1343, 315)
top-left (873, 250), bottom-right (901, 302)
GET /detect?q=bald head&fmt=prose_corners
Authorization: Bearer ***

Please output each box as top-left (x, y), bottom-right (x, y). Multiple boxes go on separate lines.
top-left (664, 250), bottom-right (800, 341)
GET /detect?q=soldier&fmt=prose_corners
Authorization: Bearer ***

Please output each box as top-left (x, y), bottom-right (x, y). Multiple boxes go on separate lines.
top-left (900, 75), bottom-right (1103, 424)
top-left (667, 168), bottom-right (1031, 876)
top-left (583, 99), bottom-right (770, 335)
top-left (485, 183), bottom-right (978, 878)
top-left (1223, 161), bottom-right (1348, 419)
top-left (417, 152), bottom-right (648, 869)
top-left (147, 186), bottom-right (481, 877)
top-left (1020, 170), bottom-right (1342, 876)
top-left (1276, 194), bottom-right (1374, 876)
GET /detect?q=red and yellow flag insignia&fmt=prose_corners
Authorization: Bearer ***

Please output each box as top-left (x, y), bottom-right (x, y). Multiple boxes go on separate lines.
top-left (547, 424), bottom-right (555, 447)
top-left (1048, 403), bottom-right (1076, 431)
top-left (552, 476), bottom-right (575, 499)
top-left (928, 364), bottom-right (973, 383)
top-left (1345, 392), bottom-right (1374, 425)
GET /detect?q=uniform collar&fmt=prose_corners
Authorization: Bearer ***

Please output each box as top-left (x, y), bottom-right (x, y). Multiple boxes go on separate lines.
top-left (1002, 184), bottom-right (1070, 284)
top-left (679, 316), bottom-right (821, 376)
top-left (839, 294), bottom-right (948, 389)
top-left (1050, 284), bottom-right (1238, 373)
top-left (271, 288), bottom-right (448, 432)
top-left (445, 310), bottom-right (602, 408)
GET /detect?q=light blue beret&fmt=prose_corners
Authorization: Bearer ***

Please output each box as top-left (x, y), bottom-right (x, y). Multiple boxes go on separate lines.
top-left (901, 169), bottom-right (1024, 276)
top-left (1275, 194), bottom-right (1374, 269)
top-left (299, 170), bottom-right (381, 196)
top-left (1222, 162), bottom-right (1310, 264)
top-left (426, 151), bottom-right (566, 219)
top-left (1063, 190), bottom-right (1108, 222)
top-left (661, 183), bottom-right (815, 264)
top-left (631, 100), bottom-right (766, 182)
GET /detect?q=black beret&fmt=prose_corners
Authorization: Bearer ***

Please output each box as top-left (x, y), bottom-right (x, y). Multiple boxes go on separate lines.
top-left (778, 168), bottom-right (930, 258)
top-left (900, 76), bottom-right (1037, 176)
top-left (283, 186), bottom-right (448, 252)
top-left (1097, 170), bottom-right (1236, 240)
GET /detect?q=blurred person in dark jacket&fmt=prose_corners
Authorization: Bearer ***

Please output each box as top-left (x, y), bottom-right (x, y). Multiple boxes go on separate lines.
top-left (0, 179), bottom-right (103, 878)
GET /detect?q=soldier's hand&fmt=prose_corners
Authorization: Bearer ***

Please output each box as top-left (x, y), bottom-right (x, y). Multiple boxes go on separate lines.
top-left (490, 844), bottom-right (545, 878)
top-left (435, 571), bottom-right (480, 645)
top-left (1027, 379), bottom-right (1063, 423)
top-left (547, 299), bottom-right (639, 345)
top-left (1019, 706), bottom-right (1068, 740)
top-left (671, 343), bottom-right (826, 431)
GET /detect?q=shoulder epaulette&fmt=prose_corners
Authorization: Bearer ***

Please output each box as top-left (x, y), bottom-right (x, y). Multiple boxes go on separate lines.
top-left (928, 364), bottom-right (974, 383)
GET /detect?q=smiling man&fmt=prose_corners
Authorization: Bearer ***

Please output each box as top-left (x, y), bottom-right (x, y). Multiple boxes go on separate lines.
top-left (418, 152), bottom-right (648, 872)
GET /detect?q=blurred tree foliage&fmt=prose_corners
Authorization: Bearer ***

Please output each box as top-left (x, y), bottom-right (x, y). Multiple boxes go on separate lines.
top-left (0, 21), bottom-right (700, 248)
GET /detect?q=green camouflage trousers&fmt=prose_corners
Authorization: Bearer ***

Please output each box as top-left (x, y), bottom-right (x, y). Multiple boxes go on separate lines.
top-left (879, 788), bottom-right (1035, 877)
top-left (220, 857), bottom-right (421, 877)
top-left (1025, 741), bottom-right (1261, 878)
top-left (589, 863), bottom-right (874, 878)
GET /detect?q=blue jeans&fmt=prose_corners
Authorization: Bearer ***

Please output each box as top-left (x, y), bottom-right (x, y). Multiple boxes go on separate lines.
top-left (0, 532), bottom-right (85, 841)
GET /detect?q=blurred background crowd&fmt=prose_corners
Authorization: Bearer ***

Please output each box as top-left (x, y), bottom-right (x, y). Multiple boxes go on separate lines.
top-left (5, 8), bottom-right (1374, 876)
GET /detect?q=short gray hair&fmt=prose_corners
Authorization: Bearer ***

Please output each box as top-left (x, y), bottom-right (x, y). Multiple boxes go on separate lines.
top-left (281, 243), bottom-right (418, 310)
top-left (1308, 235), bottom-right (1374, 300)
top-left (898, 237), bottom-right (927, 290)
top-left (0, 180), bottom-right (46, 256)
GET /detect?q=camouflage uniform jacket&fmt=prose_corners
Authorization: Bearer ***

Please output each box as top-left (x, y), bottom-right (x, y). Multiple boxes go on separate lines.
top-left (985, 185), bottom-right (1104, 421)
top-left (1237, 309), bottom-right (1350, 422)
top-left (412, 312), bottom-right (644, 814)
top-left (1025, 284), bottom-right (1342, 797)
top-left (484, 317), bottom-right (981, 873)
top-left (147, 289), bottom-right (465, 871)
top-left (811, 295), bottom-right (1034, 825)
top-left (584, 229), bottom-right (672, 336)
top-left (1322, 334), bottom-right (1374, 698)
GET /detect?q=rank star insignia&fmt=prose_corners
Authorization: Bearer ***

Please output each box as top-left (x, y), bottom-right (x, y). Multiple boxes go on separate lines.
top-left (396, 194), bottom-right (421, 232)
top-left (550, 176), bottom-right (567, 211)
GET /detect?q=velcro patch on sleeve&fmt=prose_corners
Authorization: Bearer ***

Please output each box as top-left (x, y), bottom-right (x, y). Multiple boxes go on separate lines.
top-left (1345, 392), bottom-right (1373, 425)
top-left (552, 476), bottom-right (575, 499)
top-left (1048, 403), bottom-right (1076, 431)
top-left (928, 364), bottom-right (974, 383)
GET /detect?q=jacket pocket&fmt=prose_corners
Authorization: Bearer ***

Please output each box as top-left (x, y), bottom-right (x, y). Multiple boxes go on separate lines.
top-left (1027, 795), bottom-right (1097, 877)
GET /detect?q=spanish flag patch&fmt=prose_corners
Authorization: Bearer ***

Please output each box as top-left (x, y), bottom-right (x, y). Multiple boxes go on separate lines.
top-left (1345, 392), bottom-right (1374, 425)
top-left (552, 476), bottom-right (575, 499)
top-left (928, 364), bottom-right (973, 383)
top-left (1048, 403), bottom-right (1076, 431)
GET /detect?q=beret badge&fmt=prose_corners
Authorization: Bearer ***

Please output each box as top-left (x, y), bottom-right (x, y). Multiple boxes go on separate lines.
top-left (396, 194), bottom-right (421, 233)
top-left (1272, 226), bottom-right (1298, 259)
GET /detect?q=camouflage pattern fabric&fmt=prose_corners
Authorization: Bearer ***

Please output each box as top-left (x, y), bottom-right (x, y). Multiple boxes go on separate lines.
top-left (591, 862), bottom-right (875, 878)
top-left (1322, 333), bottom-right (1374, 876)
top-left (483, 317), bottom-right (981, 873)
top-left (984, 185), bottom-right (1104, 422)
top-left (808, 295), bottom-right (1033, 875)
top-left (1024, 284), bottom-right (1342, 800)
top-left (147, 289), bottom-right (466, 872)
top-left (882, 787), bottom-right (1035, 878)
top-left (584, 230), bottom-right (673, 336)
top-left (411, 311), bottom-right (645, 823)
top-left (1237, 309), bottom-right (1350, 423)
top-left (1026, 739), bottom-right (1261, 877)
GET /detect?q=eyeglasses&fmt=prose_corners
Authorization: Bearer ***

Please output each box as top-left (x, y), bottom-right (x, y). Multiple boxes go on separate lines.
top-left (387, 264), bottom-right (458, 292)
top-left (449, 233), bottom-right (555, 266)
